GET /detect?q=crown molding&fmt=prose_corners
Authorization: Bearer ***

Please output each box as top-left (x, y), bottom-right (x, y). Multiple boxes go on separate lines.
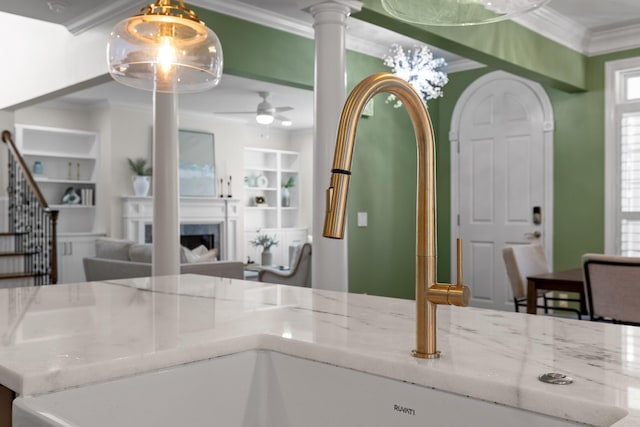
top-left (66, 0), bottom-right (147, 34)
top-left (191, 0), bottom-right (314, 39)
top-left (194, 0), bottom-right (482, 74)
top-left (447, 59), bottom-right (485, 74)
top-left (512, 6), bottom-right (589, 54)
top-left (588, 23), bottom-right (640, 56)
top-left (513, 6), bottom-right (640, 56)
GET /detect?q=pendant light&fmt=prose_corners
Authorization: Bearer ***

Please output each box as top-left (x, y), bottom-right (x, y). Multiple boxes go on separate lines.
top-left (381, 0), bottom-right (550, 26)
top-left (107, 0), bottom-right (223, 93)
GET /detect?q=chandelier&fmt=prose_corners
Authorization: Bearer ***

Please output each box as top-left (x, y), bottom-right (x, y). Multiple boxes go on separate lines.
top-left (383, 44), bottom-right (448, 107)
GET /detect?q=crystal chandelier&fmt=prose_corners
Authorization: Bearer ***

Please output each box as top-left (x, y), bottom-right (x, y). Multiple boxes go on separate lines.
top-left (383, 44), bottom-right (448, 107)
top-left (381, 0), bottom-right (550, 26)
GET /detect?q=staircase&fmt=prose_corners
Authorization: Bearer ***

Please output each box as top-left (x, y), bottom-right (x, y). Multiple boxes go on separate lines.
top-left (1, 130), bottom-right (58, 287)
top-left (0, 232), bottom-right (46, 287)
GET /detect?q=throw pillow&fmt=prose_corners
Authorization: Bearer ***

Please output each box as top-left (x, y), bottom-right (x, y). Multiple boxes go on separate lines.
top-left (181, 246), bottom-right (197, 264)
top-left (191, 245), bottom-right (209, 257)
top-left (194, 248), bottom-right (218, 263)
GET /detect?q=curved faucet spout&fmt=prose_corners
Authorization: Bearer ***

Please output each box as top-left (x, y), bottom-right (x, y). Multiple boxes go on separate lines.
top-left (322, 73), bottom-right (469, 359)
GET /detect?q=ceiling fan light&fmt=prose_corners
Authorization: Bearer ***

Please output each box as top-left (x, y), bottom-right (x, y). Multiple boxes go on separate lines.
top-left (107, 0), bottom-right (223, 93)
top-left (256, 113), bottom-right (274, 125)
top-left (381, 0), bottom-right (550, 26)
top-left (281, 120), bottom-right (292, 127)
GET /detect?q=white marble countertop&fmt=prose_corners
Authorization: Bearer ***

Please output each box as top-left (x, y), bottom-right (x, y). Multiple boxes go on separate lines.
top-left (0, 274), bottom-right (638, 426)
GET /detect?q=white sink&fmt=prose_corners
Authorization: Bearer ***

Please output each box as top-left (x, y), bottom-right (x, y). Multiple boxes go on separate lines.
top-left (13, 350), bottom-right (587, 427)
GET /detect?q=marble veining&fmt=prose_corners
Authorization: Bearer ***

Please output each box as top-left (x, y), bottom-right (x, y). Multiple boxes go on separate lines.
top-left (0, 274), bottom-right (638, 426)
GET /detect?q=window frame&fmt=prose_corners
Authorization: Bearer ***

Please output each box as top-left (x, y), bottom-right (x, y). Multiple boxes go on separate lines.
top-left (605, 57), bottom-right (640, 255)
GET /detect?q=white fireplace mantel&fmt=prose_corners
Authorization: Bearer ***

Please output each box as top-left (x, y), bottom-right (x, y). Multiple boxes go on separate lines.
top-left (122, 196), bottom-right (240, 261)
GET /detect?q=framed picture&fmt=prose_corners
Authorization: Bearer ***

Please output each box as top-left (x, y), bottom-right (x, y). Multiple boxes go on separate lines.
top-left (179, 130), bottom-right (216, 196)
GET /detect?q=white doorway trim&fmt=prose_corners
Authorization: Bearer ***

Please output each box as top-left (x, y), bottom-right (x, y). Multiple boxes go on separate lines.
top-left (449, 70), bottom-right (555, 282)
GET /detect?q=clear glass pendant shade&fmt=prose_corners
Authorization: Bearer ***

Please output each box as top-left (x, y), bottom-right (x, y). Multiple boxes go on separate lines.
top-left (107, 1), bottom-right (223, 93)
top-left (381, 0), bottom-right (550, 26)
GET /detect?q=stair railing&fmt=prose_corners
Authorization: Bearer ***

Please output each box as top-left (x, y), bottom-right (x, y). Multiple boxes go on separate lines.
top-left (2, 130), bottom-right (58, 285)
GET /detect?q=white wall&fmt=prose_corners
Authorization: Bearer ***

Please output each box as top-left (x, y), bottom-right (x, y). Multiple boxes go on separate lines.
top-left (0, 111), bottom-right (11, 230)
top-left (0, 12), bottom-right (113, 109)
top-left (290, 130), bottom-right (314, 235)
top-left (0, 110), bottom-right (14, 201)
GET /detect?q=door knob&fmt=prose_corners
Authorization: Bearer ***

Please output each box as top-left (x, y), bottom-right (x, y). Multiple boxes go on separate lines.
top-left (525, 231), bottom-right (541, 239)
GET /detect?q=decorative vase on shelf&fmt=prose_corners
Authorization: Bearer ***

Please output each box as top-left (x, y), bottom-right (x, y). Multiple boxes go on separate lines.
top-left (132, 175), bottom-right (151, 197)
top-left (32, 161), bottom-right (43, 175)
top-left (261, 248), bottom-right (272, 266)
top-left (281, 187), bottom-right (290, 207)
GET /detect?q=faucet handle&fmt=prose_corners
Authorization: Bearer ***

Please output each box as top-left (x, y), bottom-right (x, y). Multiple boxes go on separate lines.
top-left (451, 238), bottom-right (470, 307)
top-left (456, 238), bottom-right (463, 286)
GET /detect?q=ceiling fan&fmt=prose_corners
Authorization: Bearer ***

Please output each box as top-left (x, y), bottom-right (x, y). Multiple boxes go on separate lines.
top-left (217, 91), bottom-right (294, 126)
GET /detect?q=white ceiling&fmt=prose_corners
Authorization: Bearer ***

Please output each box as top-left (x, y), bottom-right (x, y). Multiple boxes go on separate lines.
top-left (37, 75), bottom-right (316, 130)
top-left (4, 0), bottom-right (640, 130)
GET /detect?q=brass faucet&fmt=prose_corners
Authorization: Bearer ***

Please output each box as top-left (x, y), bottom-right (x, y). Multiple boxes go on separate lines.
top-left (323, 73), bottom-right (470, 359)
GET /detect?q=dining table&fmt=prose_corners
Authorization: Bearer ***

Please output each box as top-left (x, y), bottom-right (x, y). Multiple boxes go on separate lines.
top-left (526, 268), bottom-right (588, 315)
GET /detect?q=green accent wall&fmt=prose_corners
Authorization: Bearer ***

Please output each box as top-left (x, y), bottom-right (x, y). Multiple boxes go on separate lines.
top-left (192, 6), bottom-right (315, 90)
top-left (344, 53), bottom-right (425, 299)
top-left (355, 1), bottom-right (587, 92)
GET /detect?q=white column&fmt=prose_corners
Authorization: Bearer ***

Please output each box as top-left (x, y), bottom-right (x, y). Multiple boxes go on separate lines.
top-left (305, 1), bottom-right (362, 292)
top-left (152, 91), bottom-right (180, 276)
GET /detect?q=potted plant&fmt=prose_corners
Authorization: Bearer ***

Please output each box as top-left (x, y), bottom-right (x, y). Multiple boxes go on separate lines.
top-left (281, 176), bottom-right (295, 207)
top-left (250, 230), bottom-right (278, 266)
top-left (128, 158), bottom-right (152, 197)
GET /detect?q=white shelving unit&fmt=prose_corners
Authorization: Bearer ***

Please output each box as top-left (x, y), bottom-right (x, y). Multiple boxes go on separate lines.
top-left (243, 147), bottom-right (306, 266)
top-left (14, 124), bottom-right (99, 234)
top-left (14, 125), bottom-right (101, 284)
top-left (244, 147), bottom-right (300, 230)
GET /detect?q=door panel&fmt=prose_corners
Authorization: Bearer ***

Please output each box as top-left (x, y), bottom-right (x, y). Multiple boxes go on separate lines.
top-left (456, 76), bottom-right (547, 311)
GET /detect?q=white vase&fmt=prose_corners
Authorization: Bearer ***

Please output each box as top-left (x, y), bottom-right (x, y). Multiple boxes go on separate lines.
top-left (261, 249), bottom-right (272, 266)
top-left (281, 187), bottom-right (291, 207)
top-left (133, 175), bottom-right (151, 197)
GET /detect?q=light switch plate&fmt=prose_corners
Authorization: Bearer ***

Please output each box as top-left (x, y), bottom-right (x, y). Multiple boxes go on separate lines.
top-left (357, 212), bottom-right (368, 227)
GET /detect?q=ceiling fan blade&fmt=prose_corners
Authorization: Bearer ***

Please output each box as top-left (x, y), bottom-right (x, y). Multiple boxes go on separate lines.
top-left (213, 111), bottom-right (254, 115)
top-left (274, 106), bottom-right (293, 113)
top-left (275, 114), bottom-right (291, 122)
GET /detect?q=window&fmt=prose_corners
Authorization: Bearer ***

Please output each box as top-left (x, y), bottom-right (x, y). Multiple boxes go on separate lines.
top-left (606, 57), bottom-right (640, 255)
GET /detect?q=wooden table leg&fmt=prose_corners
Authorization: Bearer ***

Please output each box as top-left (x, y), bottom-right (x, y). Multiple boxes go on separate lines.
top-left (527, 279), bottom-right (537, 314)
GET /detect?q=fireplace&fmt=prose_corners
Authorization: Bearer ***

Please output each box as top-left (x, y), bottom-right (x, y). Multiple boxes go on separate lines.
top-left (122, 197), bottom-right (240, 261)
top-left (144, 223), bottom-right (221, 257)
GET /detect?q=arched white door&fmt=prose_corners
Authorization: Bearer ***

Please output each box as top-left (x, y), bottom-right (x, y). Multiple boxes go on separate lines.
top-left (450, 71), bottom-right (554, 311)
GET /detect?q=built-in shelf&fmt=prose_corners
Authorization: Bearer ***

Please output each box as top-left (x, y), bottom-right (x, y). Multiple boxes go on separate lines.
top-left (35, 178), bottom-right (96, 185)
top-left (50, 205), bottom-right (96, 209)
top-left (243, 147), bottom-right (305, 266)
top-left (21, 150), bottom-right (96, 160)
top-left (15, 124), bottom-right (99, 234)
top-left (246, 206), bottom-right (277, 210)
top-left (244, 186), bottom-right (277, 192)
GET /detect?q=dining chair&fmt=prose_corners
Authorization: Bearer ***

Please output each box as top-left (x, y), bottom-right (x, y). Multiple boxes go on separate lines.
top-left (582, 253), bottom-right (640, 325)
top-left (503, 244), bottom-right (581, 318)
top-left (258, 243), bottom-right (311, 288)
